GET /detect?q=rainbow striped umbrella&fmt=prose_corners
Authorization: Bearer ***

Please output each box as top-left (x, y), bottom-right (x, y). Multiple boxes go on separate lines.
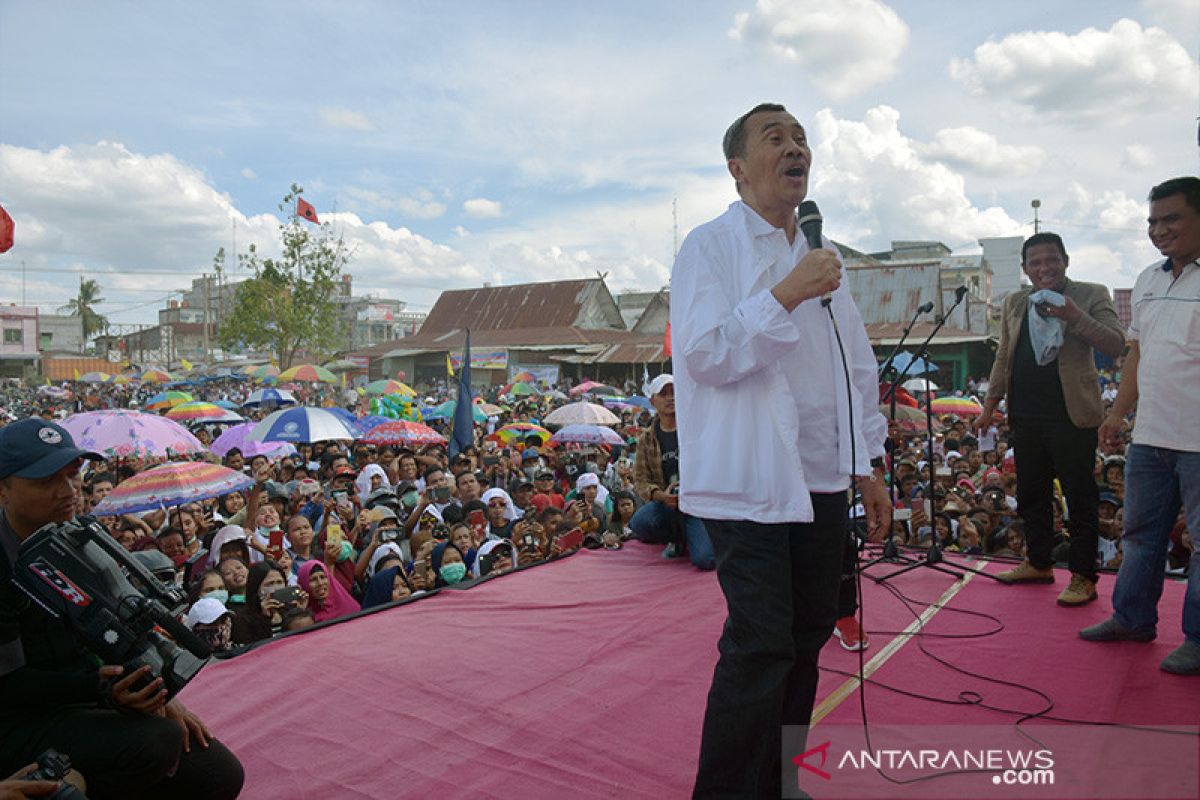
top-left (359, 420), bottom-right (447, 447)
top-left (507, 381), bottom-right (539, 396)
top-left (106, 373), bottom-right (134, 385)
top-left (278, 364), bottom-right (337, 383)
top-left (139, 368), bottom-right (177, 383)
top-left (91, 462), bottom-right (255, 515)
top-left (59, 410), bottom-right (206, 459)
top-left (165, 401), bottom-right (244, 424)
top-left (929, 396), bottom-right (983, 417)
top-left (144, 391), bottom-right (194, 411)
top-left (249, 364), bottom-right (281, 381)
top-left (511, 371), bottom-right (537, 383)
top-left (497, 422), bottom-right (550, 442)
top-left (364, 379), bottom-right (417, 397)
top-left (78, 371), bottom-right (111, 383)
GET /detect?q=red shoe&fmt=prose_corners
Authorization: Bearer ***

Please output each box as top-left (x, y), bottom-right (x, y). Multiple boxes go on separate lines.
top-left (834, 615), bottom-right (869, 651)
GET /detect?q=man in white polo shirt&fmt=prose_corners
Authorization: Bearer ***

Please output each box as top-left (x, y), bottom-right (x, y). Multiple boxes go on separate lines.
top-left (1081, 176), bottom-right (1200, 676)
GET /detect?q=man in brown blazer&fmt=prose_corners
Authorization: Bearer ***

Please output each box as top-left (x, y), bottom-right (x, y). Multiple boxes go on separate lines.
top-left (976, 232), bottom-right (1125, 605)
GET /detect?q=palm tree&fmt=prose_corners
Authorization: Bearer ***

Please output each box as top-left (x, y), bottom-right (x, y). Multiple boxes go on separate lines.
top-left (58, 277), bottom-right (109, 339)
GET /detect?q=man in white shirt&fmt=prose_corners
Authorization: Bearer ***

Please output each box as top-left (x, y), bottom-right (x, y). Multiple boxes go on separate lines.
top-left (673, 103), bottom-right (890, 798)
top-left (1081, 176), bottom-right (1200, 676)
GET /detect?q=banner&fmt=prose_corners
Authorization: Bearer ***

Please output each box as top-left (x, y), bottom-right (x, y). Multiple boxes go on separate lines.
top-left (450, 349), bottom-right (507, 370)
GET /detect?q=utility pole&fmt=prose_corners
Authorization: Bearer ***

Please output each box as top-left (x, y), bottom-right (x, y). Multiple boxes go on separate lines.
top-left (202, 273), bottom-right (211, 365)
top-left (1032, 199), bottom-right (1041, 234)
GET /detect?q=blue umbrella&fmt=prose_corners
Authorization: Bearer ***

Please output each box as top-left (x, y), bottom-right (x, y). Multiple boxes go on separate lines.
top-left (246, 407), bottom-right (357, 444)
top-left (214, 400), bottom-right (241, 411)
top-left (886, 351), bottom-right (939, 376)
top-left (354, 414), bottom-right (394, 436)
top-left (242, 388), bottom-right (298, 408)
top-left (424, 400), bottom-right (486, 423)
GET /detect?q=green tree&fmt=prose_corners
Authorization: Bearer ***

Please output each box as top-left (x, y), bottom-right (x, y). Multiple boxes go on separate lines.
top-left (58, 277), bottom-right (109, 339)
top-left (218, 185), bottom-right (349, 368)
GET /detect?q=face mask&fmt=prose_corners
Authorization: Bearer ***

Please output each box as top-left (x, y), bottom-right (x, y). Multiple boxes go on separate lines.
top-left (204, 589), bottom-right (230, 605)
top-left (439, 562), bottom-right (467, 584)
top-left (257, 526), bottom-right (279, 538)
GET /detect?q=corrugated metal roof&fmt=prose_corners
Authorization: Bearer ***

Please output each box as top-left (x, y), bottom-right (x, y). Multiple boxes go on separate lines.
top-left (419, 279), bottom-right (624, 335)
top-left (866, 323), bottom-right (990, 346)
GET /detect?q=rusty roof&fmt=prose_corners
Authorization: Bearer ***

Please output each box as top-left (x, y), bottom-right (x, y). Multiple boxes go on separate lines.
top-left (418, 279), bottom-right (624, 335)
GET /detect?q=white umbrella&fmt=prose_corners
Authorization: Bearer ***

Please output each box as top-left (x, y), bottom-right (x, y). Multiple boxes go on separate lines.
top-left (902, 378), bottom-right (940, 393)
top-left (544, 401), bottom-right (620, 426)
top-left (246, 407), bottom-right (357, 444)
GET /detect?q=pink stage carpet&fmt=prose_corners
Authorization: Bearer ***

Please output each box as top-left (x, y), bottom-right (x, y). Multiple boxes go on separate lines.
top-left (181, 543), bottom-right (1198, 799)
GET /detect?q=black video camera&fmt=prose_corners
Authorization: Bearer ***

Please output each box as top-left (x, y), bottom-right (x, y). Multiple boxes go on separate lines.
top-left (21, 748), bottom-right (88, 799)
top-left (13, 516), bottom-right (211, 700)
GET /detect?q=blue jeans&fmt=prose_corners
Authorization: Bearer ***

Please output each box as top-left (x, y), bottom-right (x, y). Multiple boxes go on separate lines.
top-left (629, 501), bottom-right (715, 570)
top-left (1111, 444), bottom-right (1200, 645)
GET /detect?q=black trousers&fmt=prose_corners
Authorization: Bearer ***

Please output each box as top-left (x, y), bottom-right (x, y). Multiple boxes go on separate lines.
top-left (694, 492), bottom-right (846, 799)
top-left (0, 705), bottom-right (244, 800)
top-left (1012, 417), bottom-right (1100, 582)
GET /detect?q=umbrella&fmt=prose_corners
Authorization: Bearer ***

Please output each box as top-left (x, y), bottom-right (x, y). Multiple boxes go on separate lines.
top-left (621, 396), bottom-right (653, 411)
top-left (352, 414), bottom-right (394, 436)
top-left (242, 388), bottom-right (297, 408)
top-left (884, 352), bottom-right (939, 376)
top-left (476, 402), bottom-right (505, 417)
top-left (91, 462), bottom-right (255, 515)
top-left (550, 424), bottom-right (625, 446)
top-left (278, 364), bottom-right (337, 383)
top-left (214, 400), bottom-right (241, 411)
top-left (138, 368), bottom-right (176, 383)
top-left (511, 371), bottom-right (537, 383)
top-left (507, 381), bottom-right (539, 397)
top-left (209, 423), bottom-right (298, 459)
top-left (359, 420), bottom-right (447, 447)
top-left (166, 401), bottom-right (244, 424)
top-left (570, 381), bottom-right (620, 396)
top-left (424, 401), bottom-right (487, 423)
top-left (247, 407), bottom-right (358, 444)
top-left (144, 391), bottom-right (194, 411)
top-left (105, 374), bottom-right (134, 385)
top-left (59, 410), bottom-right (206, 460)
top-left (902, 378), bottom-right (940, 394)
top-left (930, 397), bottom-right (983, 416)
top-left (78, 371), bottom-right (111, 383)
top-left (497, 422), bottom-right (551, 442)
top-left (544, 401), bottom-right (620, 426)
top-left (879, 404), bottom-right (927, 423)
top-left (249, 365), bottom-right (281, 381)
top-left (364, 379), bottom-right (417, 397)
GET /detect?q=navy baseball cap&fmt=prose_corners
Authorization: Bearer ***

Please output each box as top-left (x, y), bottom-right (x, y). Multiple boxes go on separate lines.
top-left (0, 419), bottom-right (105, 480)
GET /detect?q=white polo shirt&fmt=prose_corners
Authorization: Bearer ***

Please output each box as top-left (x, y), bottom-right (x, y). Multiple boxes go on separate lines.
top-left (1128, 258), bottom-right (1200, 452)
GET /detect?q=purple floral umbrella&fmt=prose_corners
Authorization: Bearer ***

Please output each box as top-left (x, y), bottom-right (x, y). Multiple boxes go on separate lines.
top-left (59, 410), bottom-right (206, 460)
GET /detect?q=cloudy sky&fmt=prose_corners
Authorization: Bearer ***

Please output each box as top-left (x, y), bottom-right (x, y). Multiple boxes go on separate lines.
top-left (1, 0), bottom-right (1197, 328)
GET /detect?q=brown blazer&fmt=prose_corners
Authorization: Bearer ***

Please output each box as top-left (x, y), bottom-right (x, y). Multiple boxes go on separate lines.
top-left (985, 279), bottom-right (1125, 429)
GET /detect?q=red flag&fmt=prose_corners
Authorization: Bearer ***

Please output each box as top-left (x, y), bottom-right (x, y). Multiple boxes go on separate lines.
top-left (0, 203), bottom-right (13, 254)
top-left (296, 197), bottom-right (319, 224)
top-left (663, 321), bottom-right (672, 358)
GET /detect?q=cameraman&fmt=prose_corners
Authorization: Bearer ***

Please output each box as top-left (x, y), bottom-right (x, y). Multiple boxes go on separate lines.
top-left (0, 419), bottom-right (244, 800)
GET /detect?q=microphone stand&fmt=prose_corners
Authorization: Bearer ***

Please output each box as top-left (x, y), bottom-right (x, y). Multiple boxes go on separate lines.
top-left (869, 292), bottom-right (1002, 584)
top-left (858, 305), bottom-right (930, 569)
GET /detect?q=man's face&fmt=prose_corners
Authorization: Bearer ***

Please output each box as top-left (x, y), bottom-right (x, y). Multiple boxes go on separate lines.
top-left (0, 459), bottom-right (85, 536)
top-left (650, 384), bottom-right (675, 417)
top-left (1022, 242), bottom-right (1068, 291)
top-left (426, 470), bottom-right (447, 491)
top-left (513, 485), bottom-right (533, 509)
top-left (728, 110), bottom-right (810, 219)
top-left (1148, 193), bottom-right (1200, 264)
top-left (226, 452), bottom-right (245, 472)
top-left (456, 471), bottom-right (480, 502)
top-left (91, 479), bottom-right (114, 503)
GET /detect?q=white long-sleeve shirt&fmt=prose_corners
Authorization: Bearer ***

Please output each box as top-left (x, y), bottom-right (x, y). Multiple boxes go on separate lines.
top-left (671, 201), bottom-right (887, 524)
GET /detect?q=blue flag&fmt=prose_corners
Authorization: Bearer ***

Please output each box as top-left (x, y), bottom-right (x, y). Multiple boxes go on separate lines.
top-left (449, 330), bottom-right (473, 458)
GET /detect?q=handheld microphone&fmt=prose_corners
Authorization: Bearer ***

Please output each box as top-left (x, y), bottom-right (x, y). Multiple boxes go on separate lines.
top-left (797, 200), bottom-right (832, 306)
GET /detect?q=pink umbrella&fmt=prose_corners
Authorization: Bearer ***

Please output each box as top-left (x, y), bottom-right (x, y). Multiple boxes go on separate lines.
top-left (359, 420), bottom-right (447, 447)
top-left (59, 410), bottom-right (206, 460)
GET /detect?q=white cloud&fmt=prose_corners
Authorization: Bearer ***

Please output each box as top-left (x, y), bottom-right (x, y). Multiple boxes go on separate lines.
top-left (463, 197), bottom-right (502, 219)
top-left (729, 0), bottom-right (909, 98)
top-left (342, 186), bottom-right (446, 220)
top-left (318, 107), bottom-right (375, 131)
top-left (949, 19), bottom-right (1196, 122)
top-left (1122, 144), bottom-right (1153, 169)
top-left (240, 167), bottom-right (257, 180)
top-left (918, 126), bottom-right (1045, 176)
top-left (808, 106), bottom-right (1023, 250)
top-left (1142, 0), bottom-right (1200, 51)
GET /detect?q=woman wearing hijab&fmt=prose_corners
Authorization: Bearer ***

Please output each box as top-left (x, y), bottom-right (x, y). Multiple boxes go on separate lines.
top-left (355, 463), bottom-right (389, 505)
top-left (362, 549), bottom-right (419, 608)
top-left (429, 541), bottom-right (471, 588)
top-left (479, 487), bottom-right (520, 539)
top-left (297, 560), bottom-right (361, 623)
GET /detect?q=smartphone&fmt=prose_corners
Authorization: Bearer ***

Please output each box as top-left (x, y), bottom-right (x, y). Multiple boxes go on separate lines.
top-left (894, 508), bottom-right (912, 521)
top-left (433, 486), bottom-right (451, 503)
top-left (327, 523), bottom-right (344, 549)
top-left (272, 586), bottom-right (303, 606)
top-left (468, 509), bottom-right (487, 542)
top-left (483, 455), bottom-right (499, 467)
top-left (268, 529), bottom-right (285, 560)
top-left (554, 527), bottom-right (584, 553)
top-left (922, 500), bottom-right (932, 519)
